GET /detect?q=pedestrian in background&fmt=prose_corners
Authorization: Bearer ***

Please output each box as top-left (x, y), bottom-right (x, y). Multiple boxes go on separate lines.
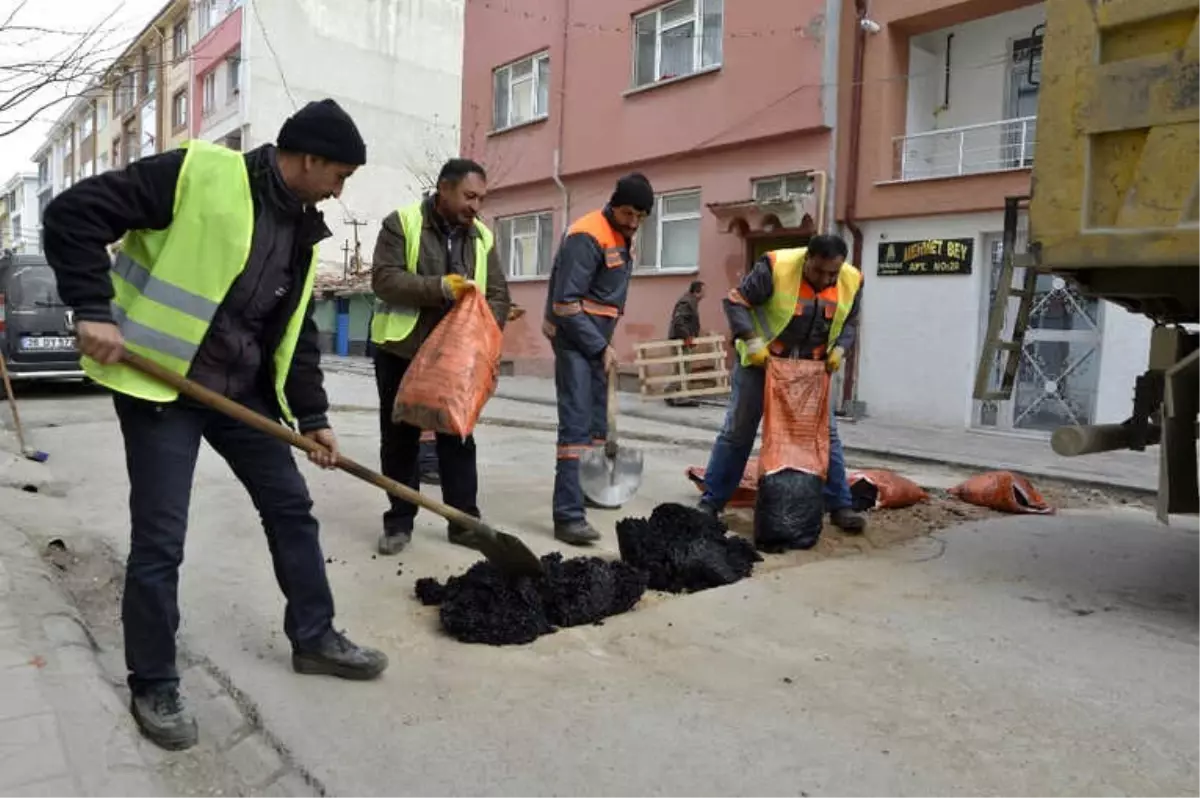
top-left (666, 279), bottom-right (706, 407)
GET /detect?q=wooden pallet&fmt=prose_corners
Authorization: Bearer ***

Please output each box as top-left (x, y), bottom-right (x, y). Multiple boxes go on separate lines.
top-left (633, 334), bottom-right (731, 400)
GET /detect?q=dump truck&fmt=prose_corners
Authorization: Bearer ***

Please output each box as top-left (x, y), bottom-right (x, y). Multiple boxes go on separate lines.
top-left (975, 0), bottom-right (1199, 522)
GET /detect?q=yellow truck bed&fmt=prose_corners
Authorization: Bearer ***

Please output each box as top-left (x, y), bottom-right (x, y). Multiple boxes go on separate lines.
top-left (1030, 0), bottom-right (1198, 323)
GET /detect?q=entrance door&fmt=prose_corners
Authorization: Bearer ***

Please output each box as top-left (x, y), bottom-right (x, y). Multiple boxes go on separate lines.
top-left (975, 232), bottom-right (1103, 433)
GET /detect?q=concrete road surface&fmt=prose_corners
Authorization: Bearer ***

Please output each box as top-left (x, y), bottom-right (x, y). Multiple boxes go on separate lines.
top-left (0, 381), bottom-right (1196, 796)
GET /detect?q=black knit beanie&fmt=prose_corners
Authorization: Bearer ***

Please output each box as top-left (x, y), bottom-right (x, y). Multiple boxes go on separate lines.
top-left (277, 99), bottom-right (367, 166)
top-left (610, 172), bottom-right (655, 213)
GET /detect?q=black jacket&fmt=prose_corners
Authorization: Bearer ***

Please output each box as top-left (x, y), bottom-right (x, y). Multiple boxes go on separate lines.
top-left (42, 145), bottom-right (331, 432)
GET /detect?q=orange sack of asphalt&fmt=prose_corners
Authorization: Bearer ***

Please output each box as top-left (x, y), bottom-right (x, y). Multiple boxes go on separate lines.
top-left (685, 457), bottom-right (760, 508)
top-left (848, 469), bottom-right (929, 509)
top-left (393, 288), bottom-right (502, 438)
top-left (949, 470), bottom-right (1054, 514)
top-left (758, 358), bottom-right (831, 479)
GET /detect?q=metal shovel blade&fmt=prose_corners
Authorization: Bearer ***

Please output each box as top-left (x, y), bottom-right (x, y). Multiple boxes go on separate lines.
top-left (580, 444), bottom-right (644, 509)
top-left (454, 526), bottom-right (544, 579)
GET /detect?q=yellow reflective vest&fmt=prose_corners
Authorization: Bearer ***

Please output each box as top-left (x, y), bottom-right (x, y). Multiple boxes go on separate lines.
top-left (82, 140), bottom-right (318, 423)
top-left (369, 202), bottom-right (494, 345)
top-left (734, 247), bottom-right (863, 367)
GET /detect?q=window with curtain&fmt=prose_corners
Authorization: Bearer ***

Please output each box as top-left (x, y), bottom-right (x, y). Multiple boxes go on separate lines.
top-left (496, 211), bottom-right (556, 277)
top-left (493, 52), bottom-right (550, 131)
top-left (632, 0), bottom-right (723, 88)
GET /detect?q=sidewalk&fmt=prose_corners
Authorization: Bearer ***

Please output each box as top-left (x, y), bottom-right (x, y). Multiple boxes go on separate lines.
top-left (324, 357), bottom-right (1156, 494)
top-left (0, 494), bottom-right (162, 796)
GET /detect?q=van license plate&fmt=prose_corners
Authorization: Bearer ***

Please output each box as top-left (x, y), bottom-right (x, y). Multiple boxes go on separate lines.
top-left (21, 336), bottom-right (76, 351)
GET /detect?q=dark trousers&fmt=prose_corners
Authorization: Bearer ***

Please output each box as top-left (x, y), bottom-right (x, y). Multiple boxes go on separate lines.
top-left (114, 392), bottom-right (335, 694)
top-left (373, 349), bottom-right (479, 533)
top-left (552, 342), bottom-right (607, 524)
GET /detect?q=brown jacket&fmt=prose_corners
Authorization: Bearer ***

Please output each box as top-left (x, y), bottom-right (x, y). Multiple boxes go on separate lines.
top-left (370, 198), bottom-right (511, 360)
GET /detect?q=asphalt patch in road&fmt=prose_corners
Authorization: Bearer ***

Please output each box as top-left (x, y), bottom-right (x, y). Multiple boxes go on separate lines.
top-left (415, 552), bottom-right (647, 646)
top-left (616, 502), bottom-right (762, 593)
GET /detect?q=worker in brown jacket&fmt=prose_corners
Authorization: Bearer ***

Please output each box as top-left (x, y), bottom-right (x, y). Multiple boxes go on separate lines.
top-left (369, 158), bottom-right (511, 555)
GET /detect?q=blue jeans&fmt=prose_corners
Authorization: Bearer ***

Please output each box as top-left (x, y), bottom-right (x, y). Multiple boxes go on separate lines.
top-left (552, 342), bottom-right (608, 523)
top-left (700, 362), bottom-right (853, 512)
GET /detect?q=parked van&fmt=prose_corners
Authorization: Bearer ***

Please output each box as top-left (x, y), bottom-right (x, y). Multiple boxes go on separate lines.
top-left (0, 252), bottom-right (84, 386)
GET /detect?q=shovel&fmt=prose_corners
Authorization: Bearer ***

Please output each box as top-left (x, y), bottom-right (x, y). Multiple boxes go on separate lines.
top-left (121, 350), bottom-right (543, 579)
top-left (580, 363), bottom-right (643, 508)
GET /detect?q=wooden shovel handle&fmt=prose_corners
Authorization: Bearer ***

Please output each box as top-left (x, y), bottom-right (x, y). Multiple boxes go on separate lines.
top-left (120, 350), bottom-right (487, 532)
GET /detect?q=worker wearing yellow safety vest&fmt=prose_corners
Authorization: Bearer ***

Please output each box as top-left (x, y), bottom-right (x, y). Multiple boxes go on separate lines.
top-left (40, 100), bottom-right (388, 752)
top-left (698, 234), bottom-right (867, 533)
top-left (369, 158), bottom-right (511, 556)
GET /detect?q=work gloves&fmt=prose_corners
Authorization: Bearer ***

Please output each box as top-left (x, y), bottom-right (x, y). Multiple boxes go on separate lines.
top-left (442, 274), bottom-right (473, 301)
top-left (826, 346), bottom-right (845, 374)
top-left (744, 337), bottom-right (770, 368)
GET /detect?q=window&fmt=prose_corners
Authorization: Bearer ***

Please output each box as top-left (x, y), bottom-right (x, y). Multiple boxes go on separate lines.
top-left (140, 49), bottom-right (151, 97)
top-left (202, 72), bottom-right (216, 115)
top-left (115, 69), bottom-right (136, 113)
top-left (121, 120), bottom-right (138, 165)
top-left (752, 172), bottom-right (813, 202)
top-left (80, 112), bottom-right (94, 141)
top-left (495, 212), bottom-right (555, 278)
top-left (227, 54), bottom-right (240, 98)
top-left (172, 90), bottom-right (188, 131)
top-left (636, 190), bottom-right (701, 271)
top-left (198, 0), bottom-right (219, 35)
top-left (97, 151), bottom-right (109, 173)
top-left (96, 99), bottom-right (108, 130)
top-left (36, 159), bottom-right (48, 188)
top-left (141, 100), bottom-right (157, 156)
top-left (633, 0), bottom-right (723, 88)
top-left (492, 52), bottom-right (549, 131)
top-left (172, 20), bottom-right (188, 61)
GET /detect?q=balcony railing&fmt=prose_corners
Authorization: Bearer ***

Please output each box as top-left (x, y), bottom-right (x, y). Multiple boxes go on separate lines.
top-left (892, 116), bottom-right (1037, 182)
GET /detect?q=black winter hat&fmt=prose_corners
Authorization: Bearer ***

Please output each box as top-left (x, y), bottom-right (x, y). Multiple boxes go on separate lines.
top-left (610, 172), bottom-right (655, 213)
top-left (277, 99), bottom-right (367, 166)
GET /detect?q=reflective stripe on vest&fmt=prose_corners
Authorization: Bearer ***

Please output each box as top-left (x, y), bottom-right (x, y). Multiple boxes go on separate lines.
top-left (82, 139), bottom-right (318, 423)
top-left (370, 202), bottom-right (494, 345)
top-left (734, 247), bottom-right (863, 367)
top-left (544, 210), bottom-right (627, 326)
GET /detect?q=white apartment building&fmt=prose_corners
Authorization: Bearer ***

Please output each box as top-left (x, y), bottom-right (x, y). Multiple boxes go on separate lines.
top-left (29, 0), bottom-right (468, 274)
top-left (0, 174), bottom-right (41, 253)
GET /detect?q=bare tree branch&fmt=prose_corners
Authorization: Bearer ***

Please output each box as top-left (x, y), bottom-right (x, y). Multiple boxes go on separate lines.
top-left (0, 1), bottom-right (125, 138)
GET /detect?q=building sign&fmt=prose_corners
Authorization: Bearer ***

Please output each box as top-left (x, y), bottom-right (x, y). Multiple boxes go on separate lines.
top-left (877, 238), bottom-right (974, 276)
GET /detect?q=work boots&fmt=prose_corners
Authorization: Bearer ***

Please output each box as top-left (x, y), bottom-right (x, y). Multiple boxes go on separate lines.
top-left (131, 685), bottom-right (198, 751)
top-left (554, 520), bottom-right (601, 546)
top-left (830, 507), bottom-right (867, 533)
top-left (377, 528), bottom-right (412, 555)
top-left (292, 629), bottom-right (389, 681)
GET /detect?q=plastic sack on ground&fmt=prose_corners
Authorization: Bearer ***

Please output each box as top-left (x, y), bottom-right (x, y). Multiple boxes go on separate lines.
top-left (849, 469), bottom-right (929, 511)
top-left (754, 359), bottom-right (831, 552)
top-left (949, 470), bottom-right (1054, 514)
top-left (393, 288), bottom-right (502, 438)
top-left (684, 456), bottom-right (760, 508)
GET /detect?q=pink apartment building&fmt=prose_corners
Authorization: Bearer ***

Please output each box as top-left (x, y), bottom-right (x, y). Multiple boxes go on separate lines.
top-left (461, 0), bottom-right (841, 377)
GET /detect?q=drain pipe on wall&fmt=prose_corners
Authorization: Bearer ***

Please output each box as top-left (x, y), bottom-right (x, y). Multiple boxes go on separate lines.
top-left (841, 0), bottom-right (869, 409)
top-left (552, 0), bottom-right (572, 231)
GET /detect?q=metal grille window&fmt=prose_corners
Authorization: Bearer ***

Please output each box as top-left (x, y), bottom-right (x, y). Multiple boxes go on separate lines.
top-left (637, 190), bottom-right (702, 272)
top-left (496, 211), bottom-right (555, 278)
top-left (633, 0), bottom-right (723, 88)
top-left (493, 53), bottom-right (549, 131)
top-left (752, 173), bottom-right (814, 202)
